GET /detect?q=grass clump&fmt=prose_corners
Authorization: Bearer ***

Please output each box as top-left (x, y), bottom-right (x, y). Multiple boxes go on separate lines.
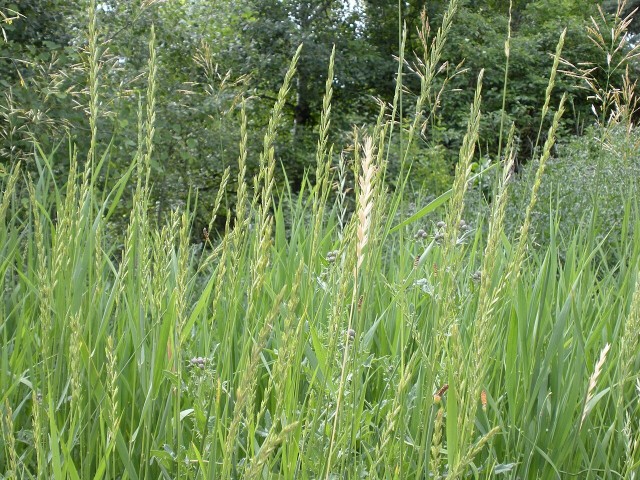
top-left (2, 1), bottom-right (640, 479)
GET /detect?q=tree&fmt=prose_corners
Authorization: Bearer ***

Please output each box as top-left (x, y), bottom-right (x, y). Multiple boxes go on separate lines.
top-left (380, 0), bottom-right (606, 160)
top-left (197, 0), bottom-right (384, 186)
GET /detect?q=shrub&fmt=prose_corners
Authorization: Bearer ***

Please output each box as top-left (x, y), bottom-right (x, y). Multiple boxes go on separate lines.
top-left (506, 124), bottom-right (640, 255)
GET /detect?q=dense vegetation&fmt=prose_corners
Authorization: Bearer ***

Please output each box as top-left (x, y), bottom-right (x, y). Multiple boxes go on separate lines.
top-left (2, 0), bottom-right (639, 226)
top-left (1, 0), bottom-right (640, 478)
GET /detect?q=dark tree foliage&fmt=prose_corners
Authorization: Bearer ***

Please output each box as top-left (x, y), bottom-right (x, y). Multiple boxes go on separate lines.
top-left (2, 0), bottom-right (639, 230)
top-left (361, 0), bottom-right (625, 164)
top-left (1, 0), bottom-right (71, 50)
top-left (209, 0), bottom-right (387, 187)
top-left (0, 0), bottom-right (80, 164)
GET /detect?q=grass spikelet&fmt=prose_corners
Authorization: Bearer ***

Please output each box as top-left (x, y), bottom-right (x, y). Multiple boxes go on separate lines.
top-left (53, 148), bottom-right (79, 293)
top-left (207, 166), bottom-right (230, 235)
top-left (401, 0), bottom-right (460, 171)
top-left (497, 0), bottom-right (513, 159)
top-left (314, 44), bottom-right (335, 207)
top-left (251, 263), bottom-right (305, 452)
top-left (611, 66), bottom-right (639, 134)
top-left (31, 391), bottom-right (44, 478)
top-left (68, 311), bottom-right (83, 422)
top-left (449, 426), bottom-right (500, 478)
top-left (335, 151), bottom-right (349, 240)
top-left (475, 125), bottom-right (516, 314)
top-left (144, 23), bottom-right (157, 193)
top-left (245, 421), bottom-right (300, 480)
top-left (221, 283), bottom-right (285, 479)
top-left (619, 273), bottom-right (640, 405)
top-left (271, 262), bottom-right (305, 409)
top-left (535, 28), bottom-right (566, 151)
top-left (444, 69), bottom-right (483, 252)
top-left (372, 353), bottom-right (420, 474)
top-left (93, 218), bottom-right (104, 296)
top-left (255, 44), bottom-right (302, 216)
top-left (2, 399), bottom-right (18, 478)
top-left (435, 70), bottom-right (484, 335)
top-left (581, 343), bottom-right (611, 428)
top-left (622, 381), bottom-right (640, 478)
top-left (106, 335), bottom-right (120, 432)
top-left (234, 99), bottom-right (249, 236)
top-left (325, 135), bottom-right (377, 474)
top-left (86, 0), bottom-right (100, 172)
top-left (357, 136), bottom-right (376, 270)
top-left (105, 335), bottom-right (121, 476)
top-left (150, 218), bottom-right (174, 324)
top-left (172, 210), bottom-right (191, 471)
top-left (27, 176), bottom-right (52, 362)
top-left (311, 46), bottom-right (336, 267)
top-left (463, 125), bottom-right (516, 438)
top-left (429, 407), bottom-right (445, 477)
top-left (176, 210), bottom-right (190, 340)
top-left (0, 160), bottom-right (20, 226)
top-left (509, 93), bottom-right (566, 284)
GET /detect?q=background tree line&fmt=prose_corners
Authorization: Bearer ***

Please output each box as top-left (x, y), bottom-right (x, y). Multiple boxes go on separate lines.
top-left (1, 0), bottom-right (639, 232)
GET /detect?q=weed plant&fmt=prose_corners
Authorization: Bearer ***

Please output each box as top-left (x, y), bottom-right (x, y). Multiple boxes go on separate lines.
top-left (1, 0), bottom-right (640, 478)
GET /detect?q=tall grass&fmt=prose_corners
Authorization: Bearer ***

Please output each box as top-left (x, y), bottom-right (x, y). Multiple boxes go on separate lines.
top-left (2, 1), bottom-right (640, 479)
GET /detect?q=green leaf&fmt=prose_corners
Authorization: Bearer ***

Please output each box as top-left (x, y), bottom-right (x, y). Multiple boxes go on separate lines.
top-left (495, 463), bottom-right (518, 474)
top-left (391, 163), bottom-right (498, 233)
top-left (180, 408), bottom-right (195, 421)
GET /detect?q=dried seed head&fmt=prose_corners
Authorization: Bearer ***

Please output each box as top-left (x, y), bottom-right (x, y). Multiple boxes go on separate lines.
top-left (436, 384), bottom-right (449, 396)
top-left (434, 232), bottom-right (445, 243)
top-left (471, 270), bottom-right (482, 282)
top-left (189, 357), bottom-right (206, 369)
top-left (414, 277), bottom-right (434, 295)
top-left (414, 228), bottom-right (428, 239)
top-left (436, 221), bottom-right (446, 229)
top-left (347, 328), bottom-right (356, 340)
top-left (434, 384), bottom-right (449, 404)
top-left (326, 250), bottom-right (339, 262)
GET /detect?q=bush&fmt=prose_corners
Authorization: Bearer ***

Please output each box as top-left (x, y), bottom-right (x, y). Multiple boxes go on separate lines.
top-left (506, 124), bottom-right (640, 255)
